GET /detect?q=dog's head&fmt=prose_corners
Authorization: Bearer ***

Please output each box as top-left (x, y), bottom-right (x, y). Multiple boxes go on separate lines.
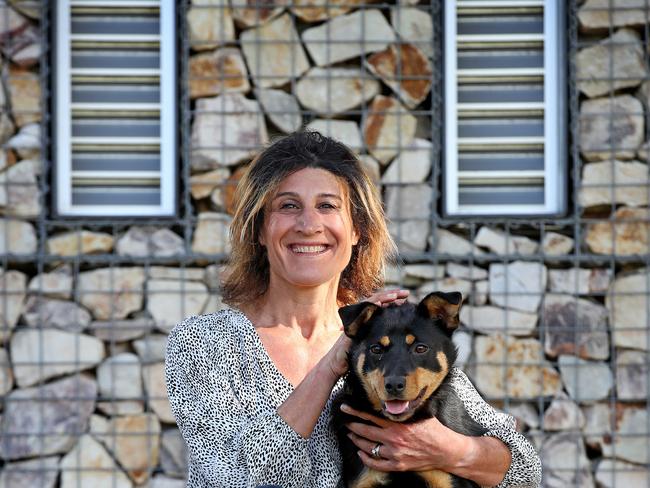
top-left (339, 291), bottom-right (462, 422)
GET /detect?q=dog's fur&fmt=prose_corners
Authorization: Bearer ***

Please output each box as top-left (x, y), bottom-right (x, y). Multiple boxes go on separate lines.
top-left (332, 292), bottom-right (488, 488)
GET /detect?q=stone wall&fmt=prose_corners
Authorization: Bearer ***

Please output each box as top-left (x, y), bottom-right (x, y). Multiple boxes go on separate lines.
top-left (0, 1), bottom-right (649, 486)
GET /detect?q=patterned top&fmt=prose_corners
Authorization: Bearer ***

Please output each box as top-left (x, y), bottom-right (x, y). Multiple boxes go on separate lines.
top-left (165, 309), bottom-right (542, 488)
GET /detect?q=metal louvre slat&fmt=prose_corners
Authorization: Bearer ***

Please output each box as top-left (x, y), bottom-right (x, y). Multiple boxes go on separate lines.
top-left (55, 0), bottom-right (176, 217)
top-left (444, 0), bottom-right (566, 216)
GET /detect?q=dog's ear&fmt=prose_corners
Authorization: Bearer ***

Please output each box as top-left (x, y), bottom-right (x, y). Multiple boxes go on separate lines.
top-left (417, 292), bottom-right (462, 334)
top-left (338, 302), bottom-right (380, 338)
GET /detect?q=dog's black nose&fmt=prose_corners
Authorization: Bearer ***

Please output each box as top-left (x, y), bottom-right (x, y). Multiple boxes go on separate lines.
top-left (384, 376), bottom-right (406, 395)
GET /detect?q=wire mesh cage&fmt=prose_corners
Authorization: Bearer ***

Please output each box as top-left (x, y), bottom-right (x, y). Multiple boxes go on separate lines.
top-left (0, 0), bottom-right (649, 486)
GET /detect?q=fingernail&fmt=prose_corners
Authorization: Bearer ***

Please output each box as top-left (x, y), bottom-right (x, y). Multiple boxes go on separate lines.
top-left (340, 403), bottom-right (350, 412)
top-left (357, 450), bottom-right (363, 458)
top-left (346, 432), bottom-right (353, 439)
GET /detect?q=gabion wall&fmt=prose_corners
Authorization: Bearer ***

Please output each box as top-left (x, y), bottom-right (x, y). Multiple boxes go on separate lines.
top-left (0, 1), bottom-right (649, 486)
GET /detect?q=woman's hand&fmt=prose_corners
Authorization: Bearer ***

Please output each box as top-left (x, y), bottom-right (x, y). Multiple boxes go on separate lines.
top-left (366, 289), bottom-right (410, 307)
top-left (341, 404), bottom-right (467, 473)
top-left (321, 333), bottom-right (352, 379)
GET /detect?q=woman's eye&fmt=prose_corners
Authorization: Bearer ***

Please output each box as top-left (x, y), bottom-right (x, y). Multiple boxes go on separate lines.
top-left (369, 345), bottom-right (383, 355)
top-left (414, 344), bottom-right (429, 354)
top-left (280, 202), bottom-right (298, 209)
top-left (319, 202), bottom-right (337, 210)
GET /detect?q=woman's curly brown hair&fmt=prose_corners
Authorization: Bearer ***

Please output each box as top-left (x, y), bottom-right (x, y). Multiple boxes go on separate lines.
top-left (221, 130), bottom-right (396, 307)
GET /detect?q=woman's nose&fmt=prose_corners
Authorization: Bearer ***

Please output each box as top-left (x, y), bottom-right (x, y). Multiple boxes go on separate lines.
top-left (296, 209), bottom-right (322, 234)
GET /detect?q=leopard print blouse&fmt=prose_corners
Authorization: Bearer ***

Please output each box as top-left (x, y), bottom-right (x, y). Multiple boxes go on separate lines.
top-left (165, 309), bottom-right (542, 488)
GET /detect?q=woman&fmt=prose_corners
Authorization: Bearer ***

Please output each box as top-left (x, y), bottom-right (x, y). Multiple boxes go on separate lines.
top-left (165, 131), bottom-right (541, 488)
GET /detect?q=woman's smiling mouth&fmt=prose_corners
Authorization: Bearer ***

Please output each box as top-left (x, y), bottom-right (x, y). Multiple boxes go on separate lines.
top-left (290, 244), bottom-right (329, 254)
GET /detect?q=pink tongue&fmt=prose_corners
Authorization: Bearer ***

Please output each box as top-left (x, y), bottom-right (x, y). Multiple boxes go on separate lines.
top-left (385, 400), bottom-right (409, 415)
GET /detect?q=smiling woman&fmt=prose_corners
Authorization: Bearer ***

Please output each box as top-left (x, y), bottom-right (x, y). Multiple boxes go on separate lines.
top-left (164, 131), bottom-right (541, 488)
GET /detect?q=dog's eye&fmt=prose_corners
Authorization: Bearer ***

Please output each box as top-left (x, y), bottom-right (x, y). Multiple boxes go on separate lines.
top-left (369, 344), bottom-right (383, 355)
top-left (414, 344), bottom-right (429, 354)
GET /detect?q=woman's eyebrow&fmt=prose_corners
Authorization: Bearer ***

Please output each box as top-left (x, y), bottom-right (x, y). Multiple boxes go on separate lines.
top-left (273, 192), bottom-right (342, 200)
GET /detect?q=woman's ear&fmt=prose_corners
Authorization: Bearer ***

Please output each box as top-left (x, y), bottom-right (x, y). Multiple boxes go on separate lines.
top-left (352, 228), bottom-right (360, 246)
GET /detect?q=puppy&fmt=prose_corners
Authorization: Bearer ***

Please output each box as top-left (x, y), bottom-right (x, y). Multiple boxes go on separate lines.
top-left (332, 292), bottom-right (487, 488)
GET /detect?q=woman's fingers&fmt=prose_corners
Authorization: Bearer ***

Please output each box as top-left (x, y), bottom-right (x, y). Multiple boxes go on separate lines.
top-left (366, 289), bottom-right (410, 307)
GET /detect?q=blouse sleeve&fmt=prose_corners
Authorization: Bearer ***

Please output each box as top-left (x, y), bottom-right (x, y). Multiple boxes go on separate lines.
top-left (165, 314), bottom-right (312, 488)
top-left (450, 369), bottom-right (542, 488)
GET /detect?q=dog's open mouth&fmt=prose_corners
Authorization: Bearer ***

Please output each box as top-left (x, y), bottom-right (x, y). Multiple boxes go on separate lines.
top-left (382, 387), bottom-right (427, 418)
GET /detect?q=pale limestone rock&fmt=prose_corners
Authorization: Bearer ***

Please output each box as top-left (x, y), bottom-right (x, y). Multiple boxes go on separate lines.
top-left (291, 0), bottom-right (372, 22)
top-left (472, 280), bottom-right (488, 306)
top-left (97, 353), bottom-right (143, 401)
top-left (582, 403), bottom-right (610, 450)
top-left (27, 267), bottom-right (73, 299)
top-left (189, 48), bottom-right (250, 99)
top-left (77, 267), bottom-right (145, 320)
top-left (189, 168), bottom-right (230, 200)
top-left (539, 433), bottom-right (594, 488)
top-left (0, 375), bottom-right (97, 460)
top-left (460, 305), bottom-right (537, 336)
top-left (616, 349), bottom-right (648, 400)
top-left (201, 292), bottom-right (226, 315)
top-left (22, 296), bottom-right (92, 333)
top-left (542, 232), bottom-right (574, 256)
top-left (543, 392), bottom-right (585, 431)
top-left (6, 122), bottom-right (39, 159)
top-left (8, 1), bottom-right (41, 20)
top-left (602, 407), bottom-right (649, 464)
top-left (453, 330), bottom-right (472, 370)
top-left (191, 94), bottom-right (268, 169)
top-left (295, 67), bottom-right (379, 115)
top-left (96, 401), bottom-right (144, 417)
top-left (89, 317), bottom-right (154, 343)
top-left (358, 155), bottom-right (381, 183)
top-left (146, 280), bottom-right (209, 333)
top-left (403, 264), bottom-right (444, 281)
top-left (187, 0), bottom-right (234, 51)
top-left (204, 264), bottom-right (224, 289)
top-left (0, 112), bottom-right (15, 146)
top-left (543, 294), bottom-right (609, 360)
top-left (11, 329), bottom-right (105, 387)
top-left (0, 218), bottom-right (36, 254)
top-left (475, 227), bottom-right (538, 255)
top-left (508, 403), bottom-right (540, 430)
top-left (254, 88), bottom-right (302, 133)
top-left (10, 41), bottom-right (40, 68)
top-left (580, 95), bottom-right (644, 161)
top-left (381, 138), bottom-right (432, 183)
top-left (0, 348), bottom-right (13, 395)
top-left (231, 0), bottom-right (285, 27)
top-left (306, 119), bottom-right (362, 153)
top-left (6, 67), bottom-right (40, 126)
top-left (60, 435), bottom-right (133, 488)
top-left (0, 456), bottom-right (59, 488)
top-left (548, 268), bottom-right (611, 295)
top-left (416, 277), bottom-right (472, 303)
top-left (385, 183), bottom-right (432, 220)
top-left (191, 212), bottom-right (231, 255)
top-left (47, 230), bottom-right (114, 256)
top-left (0, 5), bottom-right (39, 65)
top-left (0, 158), bottom-right (40, 218)
top-left (472, 334), bottom-right (561, 399)
top-left (363, 95), bottom-right (416, 164)
top-left (0, 269), bottom-right (26, 341)
top-left (586, 207), bottom-right (650, 255)
top-left (578, 0), bottom-right (649, 31)
top-left (489, 261), bottom-right (547, 313)
top-left (133, 334), bottom-right (169, 363)
top-left (607, 269), bottom-right (650, 350)
top-left (116, 227), bottom-right (184, 258)
top-left (142, 363), bottom-right (175, 423)
top-left (0, 148), bottom-right (13, 172)
top-left (103, 414), bottom-right (161, 484)
top-left (576, 29), bottom-right (646, 98)
top-left (302, 9), bottom-right (395, 66)
top-left (149, 267), bottom-right (205, 281)
top-left (160, 428), bottom-right (188, 478)
top-left (558, 355), bottom-right (612, 403)
top-left (390, 7), bottom-right (433, 59)
top-left (595, 459), bottom-right (650, 487)
top-left (431, 228), bottom-right (484, 256)
top-left (445, 262), bottom-right (488, 281)
top-left (240, 14), bottom-right (309, 88)
top-left (366, 43), bottom-right (432, 108)
top-left (579, 160), bottom-right (649, 208)
top-left (148, 475), bottom-right (187, 488)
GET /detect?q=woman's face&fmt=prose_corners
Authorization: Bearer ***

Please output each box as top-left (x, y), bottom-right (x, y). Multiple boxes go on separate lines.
top-left (259, 167), bottom-right (359, 292)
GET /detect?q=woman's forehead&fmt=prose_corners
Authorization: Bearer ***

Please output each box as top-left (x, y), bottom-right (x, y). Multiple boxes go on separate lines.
top-left (274, 167), bottom-right (349, 197)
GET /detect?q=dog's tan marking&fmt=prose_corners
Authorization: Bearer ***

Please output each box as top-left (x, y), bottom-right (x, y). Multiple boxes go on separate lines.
top-left (402, 351), bottom-right (450, 409)
top-left (418, 469), bottom-right (453, 488)
top-left (405, 334), bottom-right (415, 345)
top-left (379, 335), bottom-right (390, 347)
top-left (421, 294), bottom-right (462, 329)
top-left (351, 467), bottom-right (389, 488)
top-left (356, 353), bottom-right (383, 412)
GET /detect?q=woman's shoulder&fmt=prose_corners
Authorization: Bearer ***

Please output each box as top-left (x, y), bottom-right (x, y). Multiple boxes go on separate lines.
top-left (169, 308), bottom-right (250, 340)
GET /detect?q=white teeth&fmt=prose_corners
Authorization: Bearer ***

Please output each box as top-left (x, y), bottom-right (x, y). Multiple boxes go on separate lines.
top-left (292, 245), bottom-right (326, 253)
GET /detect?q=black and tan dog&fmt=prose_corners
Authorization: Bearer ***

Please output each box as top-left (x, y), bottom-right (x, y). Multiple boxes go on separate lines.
top-left (332, 292), bottom-right (487, 488)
